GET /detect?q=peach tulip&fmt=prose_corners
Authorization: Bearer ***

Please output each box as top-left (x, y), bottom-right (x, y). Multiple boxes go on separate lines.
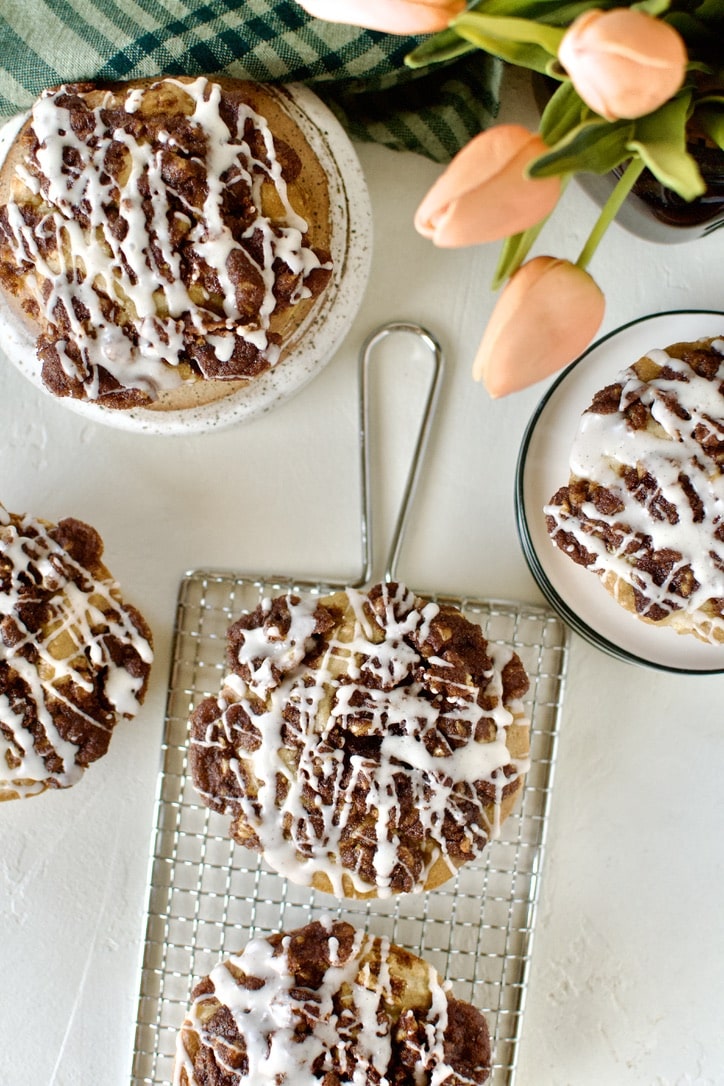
top-left (294, 0), bottom-right (465, 34)
top-left (415, 125), bottom-right (561, 246)
top-left (473, 256), bottom-right (605, 397)
top-left (558, 8), bottom-right (687, 121)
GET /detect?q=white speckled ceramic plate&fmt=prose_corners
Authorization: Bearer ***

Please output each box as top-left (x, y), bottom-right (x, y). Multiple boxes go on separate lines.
top-left (516, 309), bottom-right (724, 673)
top-left (0, 83), bottom-right (372, 435)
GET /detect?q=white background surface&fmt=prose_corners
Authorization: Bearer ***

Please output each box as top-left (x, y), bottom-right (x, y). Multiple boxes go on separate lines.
top-left (2, 69), bottom-right (724, 1085)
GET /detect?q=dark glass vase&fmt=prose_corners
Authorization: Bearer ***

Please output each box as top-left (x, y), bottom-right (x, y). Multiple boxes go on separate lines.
top-left (532, 74), bottom-right (724, 244)
top-left (576, 141), bottom-right (724, 244)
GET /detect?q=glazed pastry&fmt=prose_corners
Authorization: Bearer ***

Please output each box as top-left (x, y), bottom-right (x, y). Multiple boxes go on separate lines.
top-left (0, 503), bottom-right (153, 799)
top-left (0, 75), bottom-right (333, 410)
top-left (546, 335), bottom-right (724, 643)
top-left (189, 580), bottom-right (530, 898)
top-left (173, 917), bottom-right (492, 1086)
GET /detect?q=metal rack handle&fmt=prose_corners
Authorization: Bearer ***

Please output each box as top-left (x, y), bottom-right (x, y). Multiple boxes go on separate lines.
top-left (357, 321), bottom-right (445, 587)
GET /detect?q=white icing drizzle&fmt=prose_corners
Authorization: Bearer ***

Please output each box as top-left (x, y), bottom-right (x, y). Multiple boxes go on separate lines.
top-left (191, 582), bottom-right (529, 896)
top-left (546, 340), bottom-right (724, 639)
top-left (1, 77), bottom-right (330, 399)
top-left (0, 503), bottom-right (153, 798)
top-left (173, 919), bottom-right (486, 1086)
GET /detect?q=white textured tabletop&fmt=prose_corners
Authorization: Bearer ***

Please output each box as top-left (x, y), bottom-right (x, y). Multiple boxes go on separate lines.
top-left (2, 70), bottom-right (724, 1086)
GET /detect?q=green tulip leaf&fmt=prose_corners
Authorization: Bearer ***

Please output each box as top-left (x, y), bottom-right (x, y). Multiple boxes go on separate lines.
top-left (664, 11), bottom-right (719, 53)
top-left (468, 0), bottom-right (617, 23)
top-left (450, 30), bottom-right (554, 71)
top-left (453, 12), bottom-right (565, 53)
top-left (538, 80), bottom-right (588, 143)
top-left (626, 150), bottom-right (704, 203)
top-left (535, 0), bottom-right (614, 23)
top-left (450, 25), bottom-right (556, 72)
top-left (628, 96), bottom-right (706, 201)
top-left (631, 0), bottom-right (672, 16)
top-left (692, 0), bottom-right (724, 16)
top-left (695, 107), bottom-right (724, 150)
top-left (529, 119), bottom-right (635, 177)
top-left (492, 226), bottom-right (542, 289)
top-left (696, 93), bottom-right (724, 108)
top-left (404, 29), bottom-right (475, 69)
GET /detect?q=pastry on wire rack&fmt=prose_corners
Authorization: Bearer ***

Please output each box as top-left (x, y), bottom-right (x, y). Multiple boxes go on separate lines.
top-left (0, 502), bottom-right (153, 800)
top-left (173, 917), bottom-right (492, 1086)
top-left (0, 75), bottom-right (333, 411)
top-left (546, 335), bottom-right (724, 643)
top-left (189, 580), bottom-right (530, 898)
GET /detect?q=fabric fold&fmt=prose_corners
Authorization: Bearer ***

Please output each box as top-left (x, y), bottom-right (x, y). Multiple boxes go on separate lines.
top-left (0, 0), bottom-right (500, 161)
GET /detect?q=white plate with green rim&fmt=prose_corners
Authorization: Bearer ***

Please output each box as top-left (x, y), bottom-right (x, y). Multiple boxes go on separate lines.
top-left (516, 309), bottom-right (724, 673)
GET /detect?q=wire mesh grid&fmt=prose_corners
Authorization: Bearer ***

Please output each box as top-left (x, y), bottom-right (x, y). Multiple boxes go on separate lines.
top-left (131, 569), bottom-right (569, 1086)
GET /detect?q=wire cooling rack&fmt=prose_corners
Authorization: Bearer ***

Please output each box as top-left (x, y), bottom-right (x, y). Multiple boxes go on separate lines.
top-left (132, 323), bottom-right (570, 1083)
top-left (131, 568), bottom-right (569, 1086)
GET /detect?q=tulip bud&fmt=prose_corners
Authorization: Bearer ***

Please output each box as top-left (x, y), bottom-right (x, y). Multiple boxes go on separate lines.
top-left (558, 8), bottom-right (687, 121)
top-left (294, 0), bottom-right (465, 34)
top-left (473, 256), bottom-right (605, 397)
top-left (414, 125), bottom-right (561, 247)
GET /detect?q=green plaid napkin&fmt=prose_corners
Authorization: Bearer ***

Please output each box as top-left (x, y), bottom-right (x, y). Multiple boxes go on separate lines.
top-left (0, 0), bottom-right (500, 162)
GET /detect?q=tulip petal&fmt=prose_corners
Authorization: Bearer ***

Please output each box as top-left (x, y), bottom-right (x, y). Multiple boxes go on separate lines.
top-left (558, 8), bottom-right (687, 121)
top-left (414, 125), bottom-right (561, 246)
top-left (473, 256), bottom-right (605, 397)
top-left (295, 0), bottom-right (465, 34)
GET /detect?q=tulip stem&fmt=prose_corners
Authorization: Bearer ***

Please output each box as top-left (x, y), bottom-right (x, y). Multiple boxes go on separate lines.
top-left (576, 158), bottom-right (647, 270)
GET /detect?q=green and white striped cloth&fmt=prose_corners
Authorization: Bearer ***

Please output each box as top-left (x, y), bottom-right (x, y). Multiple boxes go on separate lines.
top-left (0, 0), bottom-right (500, 162)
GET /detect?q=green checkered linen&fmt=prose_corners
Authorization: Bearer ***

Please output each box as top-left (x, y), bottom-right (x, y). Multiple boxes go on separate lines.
top-left (0, 0), bottom-right (500, 161)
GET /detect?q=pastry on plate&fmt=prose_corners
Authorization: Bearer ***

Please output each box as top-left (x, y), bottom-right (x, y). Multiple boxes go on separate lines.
top-left (0, 503), bottom-right (153, 800)
top-left (189, 580), bottom-right (530, 898)
top-left (0, 75), bottom-right (333, 411)
top-left (173, 917), bottom-right (492, 1086)
top-left (546, 334), bottom-right (724, 643)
